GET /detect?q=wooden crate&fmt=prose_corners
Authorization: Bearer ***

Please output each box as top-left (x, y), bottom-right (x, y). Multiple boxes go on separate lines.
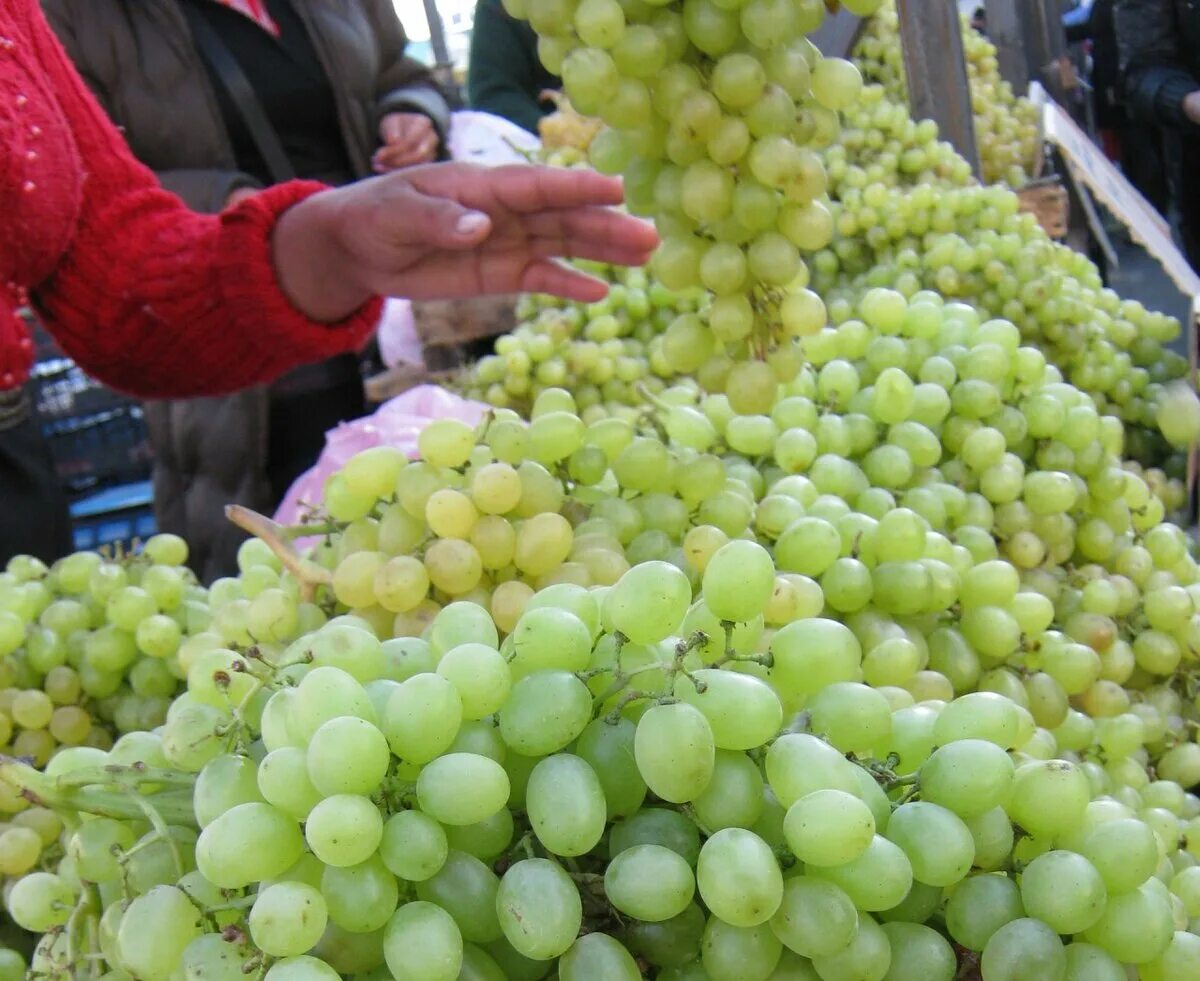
top-left (411, 295), bottom-right (518, 350)
top-left (1017, 177), bottom-right (1070, 239)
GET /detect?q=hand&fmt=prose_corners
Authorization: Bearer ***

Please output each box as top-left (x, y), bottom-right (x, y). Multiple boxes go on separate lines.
top-left (373, 113), bottom-right (440, 172)
top-left (272, 162), bottom-right (659, 322)
top-left (225, 186), bottom-right (260, 208)
top-left (1185, 91), bottom-right (1200, 126)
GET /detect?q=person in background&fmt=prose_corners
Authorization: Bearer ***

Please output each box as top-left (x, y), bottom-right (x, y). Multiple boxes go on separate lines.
top-left (468, 0), bottom-right (558, 135)
top-left (0, 0), bottom-right (659, 565)
top-left (1066, 0), bottom-right (1168, 217)
top-left (43, 0), bottom-right (453, 581)
top-left (969, 6), bottom-right (987, 35)
top-left (1114, 0), bottom-right (1200, 270)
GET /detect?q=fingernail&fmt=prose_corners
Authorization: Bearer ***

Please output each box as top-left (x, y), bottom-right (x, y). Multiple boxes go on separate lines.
top-left (457, 212), bottom-right (489, 236)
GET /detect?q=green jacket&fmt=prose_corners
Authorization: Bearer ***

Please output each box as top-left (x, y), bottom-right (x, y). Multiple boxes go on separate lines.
top-left (468, 0), bottom-right (559, 134)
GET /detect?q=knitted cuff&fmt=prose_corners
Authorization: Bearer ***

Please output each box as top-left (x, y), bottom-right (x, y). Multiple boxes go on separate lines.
top-left (1152, 71), bottom-right (1200, 129)
top-left (217, 181), bottom-right (383, 361)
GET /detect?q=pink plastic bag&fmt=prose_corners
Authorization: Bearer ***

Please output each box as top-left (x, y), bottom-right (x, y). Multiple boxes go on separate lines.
top-left (274, 385), bottom-right (489, 525)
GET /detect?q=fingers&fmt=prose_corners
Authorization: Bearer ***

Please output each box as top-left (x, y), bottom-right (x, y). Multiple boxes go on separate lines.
top-left (524, 207), bottom-right (660, 257)
top-left (376, 179), bottom-right (493, 249)
top-left (376, 115), bottom-right (438, 171)
top-left (519, 259), bottom-right (611, 303)
top-left (489, 166), bottom-right (627, 213)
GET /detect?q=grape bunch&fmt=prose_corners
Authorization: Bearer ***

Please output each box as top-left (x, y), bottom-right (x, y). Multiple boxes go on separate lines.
top-left (499, 0), bottom-right (878, 380)
top-left (2, 282), bottom-right (1200, 977)
top-left (462, 262), bottom-right (705, 418)
top-left (0, 539), bottom-right (199, 772)
top-left (810, 178), bottom-right (1191, 491)
top-left (852, 0), bottom-right (1040, 188)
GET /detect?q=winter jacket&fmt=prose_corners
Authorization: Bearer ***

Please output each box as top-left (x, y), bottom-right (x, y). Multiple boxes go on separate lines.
top-left (44, 0), bottom-right (448, 582)
top-left (1115, 0), bottom-right (1200, 130)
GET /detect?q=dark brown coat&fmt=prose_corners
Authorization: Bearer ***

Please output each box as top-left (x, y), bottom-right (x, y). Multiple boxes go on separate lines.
top-left (43, 0), bottom-right (448, 581)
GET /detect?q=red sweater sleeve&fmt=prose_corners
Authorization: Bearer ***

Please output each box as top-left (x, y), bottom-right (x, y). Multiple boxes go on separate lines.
top-left (24, 2), bottom-right (381, 399)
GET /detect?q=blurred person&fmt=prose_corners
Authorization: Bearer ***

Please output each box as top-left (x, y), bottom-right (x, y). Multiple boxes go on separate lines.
top-left (1115, 0), bottom-right (1200, 269)
top-left (43, 0), bottom-right (455, 580)
top-left (1067, 0), bottom-right (1168, 215)
top-left (0, 0), bottom-right (659, 564)
top-left (468, 0), bottom-right (558, 134)
top-left (970, 6), bottom-right (986, 35)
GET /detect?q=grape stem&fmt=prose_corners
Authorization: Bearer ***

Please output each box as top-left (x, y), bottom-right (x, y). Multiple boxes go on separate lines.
top-left (224, 505), bottom-right (333, 601)
top-left (49, 763), bottom-right (196, 791)
top-left (0, 759), bottom-right (199, 828)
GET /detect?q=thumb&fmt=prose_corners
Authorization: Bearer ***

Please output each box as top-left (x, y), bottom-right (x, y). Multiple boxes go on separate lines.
top-left (380, 113), bottom-right (404, 144)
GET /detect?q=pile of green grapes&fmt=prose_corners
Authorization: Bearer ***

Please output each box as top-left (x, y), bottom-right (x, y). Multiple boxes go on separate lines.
top-left (3, 284), bottom-right (1200, 979)
top-left (0, 539), bottom-right (201, 772)
top-left (852, 0), bottom-right (1040, 188)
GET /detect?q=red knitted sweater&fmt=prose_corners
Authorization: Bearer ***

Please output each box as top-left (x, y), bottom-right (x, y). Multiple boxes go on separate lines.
top-left (0, 0), bottom-right (380, 397)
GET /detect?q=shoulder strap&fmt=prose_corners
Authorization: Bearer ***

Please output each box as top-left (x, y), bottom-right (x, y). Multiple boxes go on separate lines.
top-left (181, 4), bottom-right (297, 183)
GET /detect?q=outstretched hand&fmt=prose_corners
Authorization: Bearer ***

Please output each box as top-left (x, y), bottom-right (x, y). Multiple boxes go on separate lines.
top-left (272, 163), bottom-right (659, 323)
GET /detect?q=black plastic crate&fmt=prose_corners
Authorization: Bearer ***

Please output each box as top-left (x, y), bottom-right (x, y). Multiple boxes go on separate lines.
top-left (43, 404), bottom-right (153, 498)
top-left (70, 482), bottom-right (156, 552)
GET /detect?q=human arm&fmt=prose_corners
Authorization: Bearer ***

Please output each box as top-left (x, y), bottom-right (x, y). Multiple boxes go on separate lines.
top-left (468, 0), bottom-right (553, 135)
top-left (1114, 0), bottom-right (1200, 128)
top-left (363, 0), bottom-right (450, 169)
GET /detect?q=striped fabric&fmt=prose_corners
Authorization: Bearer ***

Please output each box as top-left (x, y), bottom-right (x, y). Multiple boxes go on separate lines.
top-left (208, 0), bottom-right (280, 35)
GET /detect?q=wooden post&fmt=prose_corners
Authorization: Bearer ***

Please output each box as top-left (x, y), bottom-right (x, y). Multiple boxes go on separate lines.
top-left (810, 8), bottom-right (864, 59)
top-left (1019, 0), bottom-right (1070, 104)
top-left (895, 0), bottom-right (982, 179)
top-left (984, 0), bottom-right (1031, 92)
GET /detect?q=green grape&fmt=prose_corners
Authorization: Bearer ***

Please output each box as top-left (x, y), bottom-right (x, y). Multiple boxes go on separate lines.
top-left (416, 753), bottom-right (510, 826)
top-left (384, 901), bottom-right (463, 981)
top-left (673, 669), bottom-right (782, 751)
top-left (917, 739), bottom-right (1015, 817)
top-left (380, 809), bottom-right (448, 881)
top-left (496, 858), bottom-right (582, 959)
top-left (559, 933), bottom-right (641, 981)
top-left (1081, 878), bottom-right (1175, 963)
top-left (525, 753), bottom-right (606, 856)
top-left (945, 872), bottom-right (1024, 950)
top-left (702, 539), bottom-right (776, 622)
top-left (499, 670), bottom-right (593, 755)
top-left (784, 789), bottom-right (876, 867)
top-left (321, 855), bottom-right (400, 934)
top-left (765, 732), bottom-right (861, 806)
top-left (250, 882), bottom-right (328, 957)
top-left (196, 801), bottom-right (304, 889)
top-left (1019, 849), bottom-right (1106, 935)
top-left (879, 921), bottom-right (956, 981)
top-left (307, 715), bottom-right (390, 797)
top-left (700, 918), bottom-right (783, 981)
top-left (634, 701), bottom-right (716, 803)
top-left (769, 875), bottom-right (859, 959)
top-left (117, 885), bottom-right (203, 981)
top-left (610, 807), bottom-right (702, 866)
top-left (264, 954), bottom-right (341, 979)
top-left (696, 828), bottom-right (783, 927)
top-left (415, 849), bottom-right (502, 944)
top-left (1006, 759), bottom-right (1090, 839)
top-left (605, 844), bottom-right (696, 922)
top-left (7, 871), bottom-right (74, 932)
top-left (194, 753), bottom-right (264, 828)
top-left (980, 918), bottom-right (1066, 981)
top-left (809, 835), bottom-right (914, 912)
top-left (304, 794), bottom-right (383, 867)
top-left (603, 560), bottom-right (692, 644)
top-left (383, 672), bottom-right (463, 763)
top-left (810, 914), bottom-right (890, 981)
top-left (575, 717), bottom-right (647, 820)
top-left (693, 749), bottom-right (765, 831)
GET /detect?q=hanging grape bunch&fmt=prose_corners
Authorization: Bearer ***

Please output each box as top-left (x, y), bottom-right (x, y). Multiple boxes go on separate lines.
top-left (502, 0), bottom-right (880, 411)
